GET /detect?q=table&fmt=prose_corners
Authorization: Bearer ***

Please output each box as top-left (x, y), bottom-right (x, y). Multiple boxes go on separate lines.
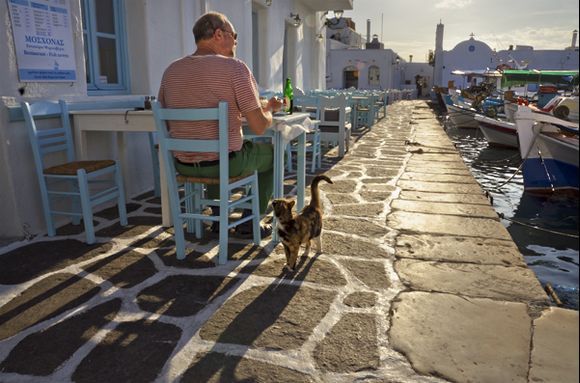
top-left (71, 109), bottom-right (171, 226)
top-left (71, 109), bottom-right (307, 241)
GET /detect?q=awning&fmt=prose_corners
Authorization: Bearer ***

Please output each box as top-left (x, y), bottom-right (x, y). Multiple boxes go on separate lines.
top-left (304, 0), bottom-right (353, 11)
top-left (500, 69), bottom-right (579, 87)
top-left (451, 69), bottom-right (502, 78)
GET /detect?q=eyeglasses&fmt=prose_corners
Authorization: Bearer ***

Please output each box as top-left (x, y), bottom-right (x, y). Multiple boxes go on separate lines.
top-left (220, 29), bottom-right (237, 41)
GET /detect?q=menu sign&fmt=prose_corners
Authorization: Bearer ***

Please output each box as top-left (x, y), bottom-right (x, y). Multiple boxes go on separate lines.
top-left (7, 0), bottom-right (77, 81)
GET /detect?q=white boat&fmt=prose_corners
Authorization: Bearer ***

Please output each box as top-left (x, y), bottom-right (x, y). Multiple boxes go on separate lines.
top-left (515, 106), bottom-right (579, 192)
top-left (474, 114), bottom-right (518, 148)
top-left (446, 102), bottom-right (480, 128)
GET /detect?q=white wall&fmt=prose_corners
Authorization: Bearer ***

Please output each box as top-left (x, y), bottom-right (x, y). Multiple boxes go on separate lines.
top-left (326, 49), bottom-right (398, 90)
top-left (0, 0), bottom-right (87, 238)
top-left (0, 0), bottom-right (329, 240)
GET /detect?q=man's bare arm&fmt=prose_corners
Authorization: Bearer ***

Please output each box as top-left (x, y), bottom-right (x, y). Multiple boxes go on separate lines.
top-left (244, 97), bottom-right (283, 135)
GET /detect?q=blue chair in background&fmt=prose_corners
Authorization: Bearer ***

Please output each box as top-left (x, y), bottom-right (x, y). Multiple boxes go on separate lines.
top-left (286, 95), bottom-right (322, 173)
top-left (318, 94), bottom-right (352, 158)
top-left (22, 100), bottom-right (128, 244)
top-left (355, 94), bottom-right (377, 129)
top-left (152, 100), bottom-right (261, 264)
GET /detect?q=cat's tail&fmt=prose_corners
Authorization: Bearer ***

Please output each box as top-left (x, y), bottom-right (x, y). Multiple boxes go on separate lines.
top-left (309, 175), bottom-right (333, 209)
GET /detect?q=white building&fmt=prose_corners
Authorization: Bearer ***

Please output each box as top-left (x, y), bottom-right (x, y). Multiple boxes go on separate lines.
top-left (0, 0), bottom-right (353, 241)
top-left (325, 19), bottom-right (432, 93)
top-left (327, 18), bottom-right (578, 95)
top-left (433, 23), bottom-right (579, 88)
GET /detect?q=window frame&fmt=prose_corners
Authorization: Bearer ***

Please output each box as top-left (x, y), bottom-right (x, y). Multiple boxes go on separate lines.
top-left (368, 65), bottom-right (380, 86)
top-left (81, 0), bottom-right (130, 95)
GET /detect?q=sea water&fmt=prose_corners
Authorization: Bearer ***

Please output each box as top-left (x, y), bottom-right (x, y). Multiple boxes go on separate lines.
top-left (444, 123), bottom-right (579, 310)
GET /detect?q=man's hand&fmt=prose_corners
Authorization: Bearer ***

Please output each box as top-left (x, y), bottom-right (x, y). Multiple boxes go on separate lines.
top-left (267, 96), bottom-right (283, 113)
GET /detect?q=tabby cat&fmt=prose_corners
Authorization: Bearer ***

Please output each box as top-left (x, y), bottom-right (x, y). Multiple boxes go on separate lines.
top-left (272, 175), bottom-right (333, 270)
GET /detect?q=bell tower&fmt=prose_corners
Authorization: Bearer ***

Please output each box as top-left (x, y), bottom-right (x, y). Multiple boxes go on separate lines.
top-left (434, 20), bottom-right (444, 86)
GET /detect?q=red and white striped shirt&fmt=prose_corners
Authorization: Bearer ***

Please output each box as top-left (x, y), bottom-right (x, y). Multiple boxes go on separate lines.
top-left (158, 54), bottom-right (261, 163)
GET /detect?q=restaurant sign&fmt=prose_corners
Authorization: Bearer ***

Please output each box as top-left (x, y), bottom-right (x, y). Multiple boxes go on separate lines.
top-left (7, 0), bottom-right (77, 82)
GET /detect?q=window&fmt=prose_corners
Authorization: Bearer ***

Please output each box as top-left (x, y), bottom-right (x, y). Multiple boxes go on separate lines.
top-left (81, 0), bottom-right (129, 94)
top-left (343, 66), bottom-right (359, 89)
top-left (368, 66), bottom-right (380, 86)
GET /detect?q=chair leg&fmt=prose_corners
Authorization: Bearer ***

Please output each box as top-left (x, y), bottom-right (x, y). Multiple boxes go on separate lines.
top-left (71, 181), bottom-right (81, 225)
top-left (193, 183), bottom-right (203, 239)
top-left (115, 163), bottom-right (128, 227)
top-left (311, 133), bottom-right (321, 172)
top-left (217, 199), bottom-right (229, 265)
top-left (251, 174), bottom-right (261, 246)
top-left (39, 179), bottom-right (56, 237)
top-left (77, 171), bottom-right (95, 245)
top-left (170, 193), bottom-right (186, 260)
top-left (185, 182), bottom-right (195, 233)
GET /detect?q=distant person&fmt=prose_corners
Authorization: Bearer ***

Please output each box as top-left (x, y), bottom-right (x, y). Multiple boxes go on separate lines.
top-left (415, 74), bottom-right (424, 98)
top-left (158, 11), bottom-right (283, 236)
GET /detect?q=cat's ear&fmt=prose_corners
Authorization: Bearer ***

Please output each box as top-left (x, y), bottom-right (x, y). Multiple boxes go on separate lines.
top-left (289, 200), bottom-right (296, 209)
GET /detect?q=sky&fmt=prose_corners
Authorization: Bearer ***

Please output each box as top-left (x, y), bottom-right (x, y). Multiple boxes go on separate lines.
top-left (342, 0), bottom-right (579, 63)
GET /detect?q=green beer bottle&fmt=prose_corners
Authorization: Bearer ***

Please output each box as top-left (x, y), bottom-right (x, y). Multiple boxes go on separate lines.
top-left (283, 77), bottom-right (293, 114)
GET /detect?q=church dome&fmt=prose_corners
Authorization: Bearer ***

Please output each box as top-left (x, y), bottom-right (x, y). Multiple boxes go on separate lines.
top-left (451, 36), bottom-right (493, 56)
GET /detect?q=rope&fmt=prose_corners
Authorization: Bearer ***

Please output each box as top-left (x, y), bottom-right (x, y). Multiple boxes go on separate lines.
top-left (484, 126), bottom-right (543, 191)
top-left (497, 212), bottom-right (579, 239)
top-left (472, 152), bottom-right (520, 164)
top-left (485, 160), bottom-right (524, 190)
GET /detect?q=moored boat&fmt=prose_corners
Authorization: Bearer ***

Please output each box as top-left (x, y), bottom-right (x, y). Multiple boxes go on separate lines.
top-left (515, 106), bottom-right (579, 192)
top-left (447, 103), bottom-right (480, 128)
top-left (474, 114), bottom-right (518, 148)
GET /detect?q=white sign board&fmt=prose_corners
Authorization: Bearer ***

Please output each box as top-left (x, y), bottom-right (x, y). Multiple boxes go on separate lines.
top-left (7, 0), bottom-right (77, 81)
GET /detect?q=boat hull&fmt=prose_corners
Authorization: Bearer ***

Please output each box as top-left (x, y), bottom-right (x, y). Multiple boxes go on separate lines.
top-left (515, 106), bottom-right (579, 192)
top-left (475, 115), bottom-right (518, 148)
top-left (447, 104), bottom-right (479, 128)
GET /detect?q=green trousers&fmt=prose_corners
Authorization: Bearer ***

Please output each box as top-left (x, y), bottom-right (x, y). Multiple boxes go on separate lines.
top-left (174, 140), bottom-right (273, 215)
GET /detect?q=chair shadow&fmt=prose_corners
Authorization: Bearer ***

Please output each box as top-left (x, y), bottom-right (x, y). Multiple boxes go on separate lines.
top-left (179, 250), bottom-right (320, 381)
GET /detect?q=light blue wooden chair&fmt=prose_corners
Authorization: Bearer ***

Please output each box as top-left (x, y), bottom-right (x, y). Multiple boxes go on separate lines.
top-left (151, 100), bottom-right (261, 264)
top-left (286, 95), bottom-right (322, 173)
top-left (22, 100), bottom-right (128, 244)
top-left (355, 94), bottom-right (377, 129)
top-left (374, 91), bottom-right (388, 120)
top-left (318, 94), bottom-right (352, 158)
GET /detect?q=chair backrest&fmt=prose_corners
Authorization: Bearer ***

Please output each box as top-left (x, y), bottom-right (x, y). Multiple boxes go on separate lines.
top-left (22, 101), bottom-right (74, 175)
top-left (151, 100), bottom-right (230, 186)
top-left (318, 94), bottom-right (347, 126)
top-left (294, 95), bottom-right (320, 119)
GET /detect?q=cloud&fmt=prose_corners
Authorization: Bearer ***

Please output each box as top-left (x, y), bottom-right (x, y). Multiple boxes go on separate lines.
top-left (480, 27), bottom-right (576, 51)
top-left (435, 0), bottom-right (473, 9)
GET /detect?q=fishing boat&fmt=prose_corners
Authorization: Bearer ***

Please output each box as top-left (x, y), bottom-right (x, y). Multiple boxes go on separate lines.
top-left (443, 70), bottom-right (504, 128)
top-left (515, 106), bottom-right (579, 192)
top-left (443, 93), bottom-right (480, 128)
top-left (474, 114), bottom-right (518, 148)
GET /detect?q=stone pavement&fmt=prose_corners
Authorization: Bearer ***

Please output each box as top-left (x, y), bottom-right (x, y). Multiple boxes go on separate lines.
top-left (0, 100), bottom-right (578, 383)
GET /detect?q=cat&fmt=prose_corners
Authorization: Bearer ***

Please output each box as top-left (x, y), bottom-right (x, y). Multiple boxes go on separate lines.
top-left (271, 175), bottom-right (333, 271)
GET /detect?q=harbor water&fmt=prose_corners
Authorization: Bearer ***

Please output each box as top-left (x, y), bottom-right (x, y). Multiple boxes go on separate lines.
top-left (443, 121), bottom-right (579, 310)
